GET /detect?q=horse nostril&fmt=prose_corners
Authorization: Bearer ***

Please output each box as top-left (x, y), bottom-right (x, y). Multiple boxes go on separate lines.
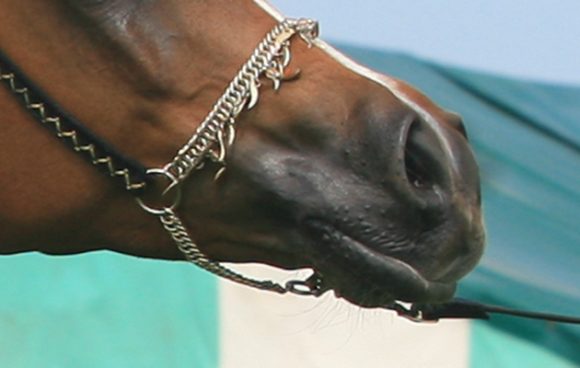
top-left (403, 117), bottom-right (448, 192)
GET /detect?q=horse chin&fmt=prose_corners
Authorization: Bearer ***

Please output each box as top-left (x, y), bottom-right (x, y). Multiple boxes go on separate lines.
top-left (303, 219), bottom-right (457, 308)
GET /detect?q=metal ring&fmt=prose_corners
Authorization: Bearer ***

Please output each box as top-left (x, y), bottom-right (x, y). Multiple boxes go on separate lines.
top-left (285, 280), bottom-right (319, 296)
top-left (135, 168), bottom-right (182, 215)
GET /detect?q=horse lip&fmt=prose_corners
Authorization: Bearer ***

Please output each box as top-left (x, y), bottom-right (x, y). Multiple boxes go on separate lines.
top-left (304, 219), bottom-right (456, 306)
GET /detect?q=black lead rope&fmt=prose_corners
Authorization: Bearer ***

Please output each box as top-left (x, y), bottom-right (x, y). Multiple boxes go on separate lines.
top-left (386, 298), bottom-right (580, 324)
top-left (0, 48), bottom-right (150, 193)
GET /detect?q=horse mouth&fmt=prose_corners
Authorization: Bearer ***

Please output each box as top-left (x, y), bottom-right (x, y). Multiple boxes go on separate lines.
top-left (304, 219), bottom-right (456, 308)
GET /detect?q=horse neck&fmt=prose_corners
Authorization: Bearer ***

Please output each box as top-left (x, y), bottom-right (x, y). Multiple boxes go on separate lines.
top-left (0, 0), bottom-right (277, 166)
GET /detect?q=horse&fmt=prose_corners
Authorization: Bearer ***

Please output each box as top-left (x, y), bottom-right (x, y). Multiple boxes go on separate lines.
top-left (0, 0), bottom-right (484, 308)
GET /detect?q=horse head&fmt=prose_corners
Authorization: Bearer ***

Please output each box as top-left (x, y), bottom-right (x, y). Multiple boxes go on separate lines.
top-left (0, 0), bottom-right (484, 308)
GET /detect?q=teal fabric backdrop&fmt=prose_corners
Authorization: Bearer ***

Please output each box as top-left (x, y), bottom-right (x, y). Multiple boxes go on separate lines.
top-left (0, 253), bottom-right (218, 367)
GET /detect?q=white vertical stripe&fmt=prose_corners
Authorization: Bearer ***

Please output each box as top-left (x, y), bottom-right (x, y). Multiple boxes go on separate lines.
top-left (225, 5), bottom-right (471, 367)
top-left (220, 266), bottom-right (470, 368)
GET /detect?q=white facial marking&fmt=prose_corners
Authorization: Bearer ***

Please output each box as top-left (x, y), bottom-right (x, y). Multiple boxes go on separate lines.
top-left (253, 0), bottom-right (455, 171)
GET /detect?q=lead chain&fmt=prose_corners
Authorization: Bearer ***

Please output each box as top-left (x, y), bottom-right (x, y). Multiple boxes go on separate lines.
top-left (158, 208), bottom-right (288, 293)
top-left (139, 18), bottom-right (322, 297)
top-left (161, 18), bottom-right (319, 189)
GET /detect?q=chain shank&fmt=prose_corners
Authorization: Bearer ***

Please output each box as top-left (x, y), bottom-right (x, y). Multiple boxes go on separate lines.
top-left (146, 18), bottom-right (321, 295)
top-left (162, 18), bottom-right (319, 187)
top-left (159, 208), bottom-right (287, 293)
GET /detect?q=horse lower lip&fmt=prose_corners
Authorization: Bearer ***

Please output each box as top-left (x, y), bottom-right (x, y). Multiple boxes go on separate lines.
top-left (305, 219), bottom-right (455, 304)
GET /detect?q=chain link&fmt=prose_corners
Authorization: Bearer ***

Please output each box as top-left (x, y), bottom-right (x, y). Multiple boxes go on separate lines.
top-left (161, 18), bottom-right (319, 190)
top-left (159, 208), bottom-right (288, 293)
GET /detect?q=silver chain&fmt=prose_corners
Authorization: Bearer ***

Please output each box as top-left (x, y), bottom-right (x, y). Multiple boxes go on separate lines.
top-left (162, 18), bottom-right (319, 189)
top-left (159, 208), bottom-right (287, 293)
top-left (137, 19), bottom-right (323, 296)
top-left (0, 17), bottom-right (323, 296)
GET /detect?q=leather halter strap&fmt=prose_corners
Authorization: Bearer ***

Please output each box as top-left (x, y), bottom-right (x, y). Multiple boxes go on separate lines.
top-left (386, 299), bottom-right (580, 324)
top-left (0, 49), bottom-right (149, 192)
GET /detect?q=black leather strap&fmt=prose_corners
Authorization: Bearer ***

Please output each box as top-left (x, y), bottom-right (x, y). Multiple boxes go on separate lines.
top-left (0, 48), bottom-right (149, 193)
top-left (387, 298), bottom-right (580, 324)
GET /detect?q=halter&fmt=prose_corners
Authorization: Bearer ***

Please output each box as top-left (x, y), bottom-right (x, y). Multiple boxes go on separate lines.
top-left (0, 18), bottom-right (323, 296)
top-left (1, 18), bottom-right (578, 325)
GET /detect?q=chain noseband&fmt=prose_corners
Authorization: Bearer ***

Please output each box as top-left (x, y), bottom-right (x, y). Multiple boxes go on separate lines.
top-left (0, 18), bottom-right (324, 297)
top-left (162, 18), bottom-right (319, 189)
top-left (135, 18), bottom-right (323, 295)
